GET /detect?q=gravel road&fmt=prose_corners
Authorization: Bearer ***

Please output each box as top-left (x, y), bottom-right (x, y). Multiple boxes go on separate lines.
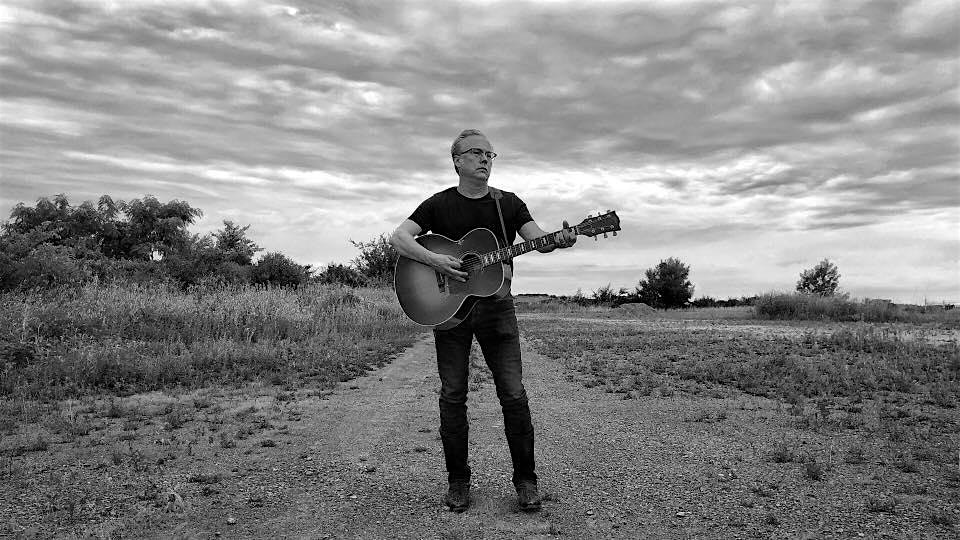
top-left (135, 329), bottom-right (953, 539)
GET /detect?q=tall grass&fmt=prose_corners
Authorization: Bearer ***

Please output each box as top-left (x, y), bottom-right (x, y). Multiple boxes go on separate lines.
top-left (0, 282), bottom-right (421, 398)
top-left (754, 292), bottom-right (960, 324)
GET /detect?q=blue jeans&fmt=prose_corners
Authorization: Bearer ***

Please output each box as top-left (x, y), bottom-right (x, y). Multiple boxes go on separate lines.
top-left (433, 294), bottom-right (537, 487)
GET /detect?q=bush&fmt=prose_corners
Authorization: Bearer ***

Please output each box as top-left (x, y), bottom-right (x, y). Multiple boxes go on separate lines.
top-left (755, 293), bottom-right (858, 321)
top-left (350, 233), bottom-right (397, 284)
top-left (252, 252), bottom-right (310, 287)
top-left (18, 244), bottom-right (91, 289)
top-left (316, 263), bottom-right (368, 288)
top-left (753, 293), bottom-right (933, 322)
top-left (90, 257), bottom-right (170, 285)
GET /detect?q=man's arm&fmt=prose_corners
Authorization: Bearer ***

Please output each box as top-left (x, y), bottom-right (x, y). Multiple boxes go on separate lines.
top-left (519, 220), bottom-right (577, 253)
top-left (390, 219), bottom-right (468, 282)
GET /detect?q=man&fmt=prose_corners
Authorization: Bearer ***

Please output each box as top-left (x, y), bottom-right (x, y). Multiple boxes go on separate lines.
top-left (390, 129), bottom-right (576, 513)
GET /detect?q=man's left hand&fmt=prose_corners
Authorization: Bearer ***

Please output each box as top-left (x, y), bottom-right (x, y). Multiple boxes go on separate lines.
top-left (555, 220), bottom-right (577, 249)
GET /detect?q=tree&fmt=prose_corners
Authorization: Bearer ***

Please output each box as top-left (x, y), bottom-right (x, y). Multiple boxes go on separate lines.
top-left (119, 195), bottom-right (202, 259)
top-left (636, 257), bottom-right (694, 309)
top-left (350, 233), bottom-right (398, 284)
top-left (796, 258), bottom-right (840, 296)
top-left (213, 220), bottom-right (261, 265)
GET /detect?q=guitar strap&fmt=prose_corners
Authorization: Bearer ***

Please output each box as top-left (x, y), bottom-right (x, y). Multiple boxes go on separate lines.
top-left (489, 187), bottom-right (512, 263)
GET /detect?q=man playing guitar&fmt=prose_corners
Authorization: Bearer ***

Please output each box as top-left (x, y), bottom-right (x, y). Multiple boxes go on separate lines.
top-left (390, 129), bottom-right (576, 512)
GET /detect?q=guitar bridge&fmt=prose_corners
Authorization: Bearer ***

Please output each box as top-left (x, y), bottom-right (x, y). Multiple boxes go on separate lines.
top-left (436, 271), bottom-right (447, 293)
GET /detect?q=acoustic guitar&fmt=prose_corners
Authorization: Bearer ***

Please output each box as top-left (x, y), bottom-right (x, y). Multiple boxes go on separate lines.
top-left (394, 211), bottom-right (621, 329)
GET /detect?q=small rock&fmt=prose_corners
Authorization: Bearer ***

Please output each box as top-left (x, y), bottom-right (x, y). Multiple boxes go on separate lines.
top-left (586, 509), bottom-right (594, 516)
top-left (226, 517), bottom-right (237, 525)
top-left (676, 511), bottom-right (691, 517)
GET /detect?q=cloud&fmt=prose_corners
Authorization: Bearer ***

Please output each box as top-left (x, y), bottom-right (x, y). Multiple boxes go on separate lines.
top-left (1, 0), bottom-right (957, 302)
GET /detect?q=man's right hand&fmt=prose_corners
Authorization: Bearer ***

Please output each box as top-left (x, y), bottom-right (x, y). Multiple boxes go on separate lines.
top-left (430, 253), bottom-right (468, 282)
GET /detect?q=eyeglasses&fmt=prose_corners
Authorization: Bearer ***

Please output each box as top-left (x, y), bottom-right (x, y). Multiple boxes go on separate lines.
top-left (459, 148), bottom-right (497, 160)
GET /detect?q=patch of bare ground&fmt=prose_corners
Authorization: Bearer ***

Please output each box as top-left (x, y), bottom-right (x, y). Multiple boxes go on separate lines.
top-left (2, 316), bottom-right (958, 539)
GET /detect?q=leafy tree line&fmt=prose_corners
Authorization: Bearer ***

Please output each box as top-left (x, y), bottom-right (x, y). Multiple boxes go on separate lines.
top-left (565, 257), bottom-right (844, 310)
top-left (0, 194), bottom-right (397, 291)
top-left (566, 257), bottom-right (697, 309)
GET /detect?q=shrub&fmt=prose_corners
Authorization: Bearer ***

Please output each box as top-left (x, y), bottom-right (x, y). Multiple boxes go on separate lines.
top-left (251, 252), bottom-right (310, 287)
top-left (18, 244), bottom-right (91, 289)
top-left (755, 292), bottom-right (858, 321)
top-left (350, 233), bottom-right (397, 284)
top-left (316, 263), bottom-right (368, 288)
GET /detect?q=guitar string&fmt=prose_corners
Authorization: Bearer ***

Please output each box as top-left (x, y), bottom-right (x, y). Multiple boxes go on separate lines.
top-left (449, 227), bottom-right (596, 273)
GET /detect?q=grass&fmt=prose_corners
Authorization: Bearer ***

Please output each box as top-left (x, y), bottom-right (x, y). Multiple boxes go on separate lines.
top-left (0, 281), bottom-right (421, 399)
top-left (524, 320), bottom-right (959, 405)
top-left (755, 292), bottom-right (960, 324)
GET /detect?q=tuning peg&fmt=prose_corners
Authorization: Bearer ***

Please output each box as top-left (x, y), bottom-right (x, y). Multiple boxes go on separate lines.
top-left (594, 236), bottom-right (598, 241)
top-left (603, 232), bottom-right (608, 238)
top-left (606, 209), bottom-right (611, 214)
top-left (612, 231), bottom-right (617, 236)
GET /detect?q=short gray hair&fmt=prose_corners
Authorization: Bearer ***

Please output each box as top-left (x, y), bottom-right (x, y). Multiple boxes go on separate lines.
top-left (451, 129), bottom-right (487, 174)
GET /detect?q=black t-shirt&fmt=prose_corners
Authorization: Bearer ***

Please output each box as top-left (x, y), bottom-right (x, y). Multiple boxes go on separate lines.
top-left (408, 186), bottom-right (534, 246)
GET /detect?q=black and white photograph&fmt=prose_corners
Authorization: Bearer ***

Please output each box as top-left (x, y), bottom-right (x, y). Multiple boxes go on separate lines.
top-left (1, 0), bottom-right (958, 538)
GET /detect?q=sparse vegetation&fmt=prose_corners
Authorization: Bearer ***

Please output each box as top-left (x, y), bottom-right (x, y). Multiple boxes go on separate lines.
top-left (865, 495), bottom-right (898, 513)
top-left (522, 315), bottom-right (959, 531)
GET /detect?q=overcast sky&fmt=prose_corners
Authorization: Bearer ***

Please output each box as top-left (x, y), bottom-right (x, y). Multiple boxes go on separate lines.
top-left (1, 0), bottom-right (958, 302)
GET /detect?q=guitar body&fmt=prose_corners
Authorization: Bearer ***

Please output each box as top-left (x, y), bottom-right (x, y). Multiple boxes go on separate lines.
top-left (394, 228), bottom-right (510, 330)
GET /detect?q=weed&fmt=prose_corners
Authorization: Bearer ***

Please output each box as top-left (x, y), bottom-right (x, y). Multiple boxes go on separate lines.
top-left (930, 509), bottom-right (956, 527)
top-left (751, 484), bottom-right (775, 498)
top-left (163, 406), bottom-right (191, 430)
top-left (187, 472), bottom-right (222, 484)
top-left (769, 442), bottom-right (796, 464)
top-left (193, 395), bottom-right (214, 410)
top-left (865, 495), bottom-right (898, 513)
top-left (895, 457), bottom-right (920, 474)
top-left (219, 432), bottom-right (237, 448)
top-left (105, 399), bottom-right (125, 418)
top-left (844, 446), bottom-right (868, 465)
top-left (804, 460), bottom-right (825, 480)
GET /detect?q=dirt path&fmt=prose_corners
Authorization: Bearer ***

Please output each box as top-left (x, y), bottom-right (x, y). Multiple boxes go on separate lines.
top-left (131, 329), bottom-right (944, 539)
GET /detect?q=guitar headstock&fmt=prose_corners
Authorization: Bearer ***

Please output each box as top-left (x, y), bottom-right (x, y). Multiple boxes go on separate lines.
top-left (574, 210), bottom-right (621, 238)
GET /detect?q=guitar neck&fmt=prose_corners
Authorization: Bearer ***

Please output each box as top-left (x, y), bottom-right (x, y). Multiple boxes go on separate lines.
top-left (479, 226), bottom-right (582, 268)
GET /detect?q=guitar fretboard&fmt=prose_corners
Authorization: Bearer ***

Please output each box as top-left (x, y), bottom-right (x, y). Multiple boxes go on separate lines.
top-left (479, 226), bottom-right (580, 267)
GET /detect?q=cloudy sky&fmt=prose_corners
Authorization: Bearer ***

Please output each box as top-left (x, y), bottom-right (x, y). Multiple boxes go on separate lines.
top-left (1, 0), bottom-right (958, 302)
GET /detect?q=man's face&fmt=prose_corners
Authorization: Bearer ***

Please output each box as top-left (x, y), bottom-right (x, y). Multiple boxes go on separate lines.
top-left (455, 135), bottom-right (495, 181)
